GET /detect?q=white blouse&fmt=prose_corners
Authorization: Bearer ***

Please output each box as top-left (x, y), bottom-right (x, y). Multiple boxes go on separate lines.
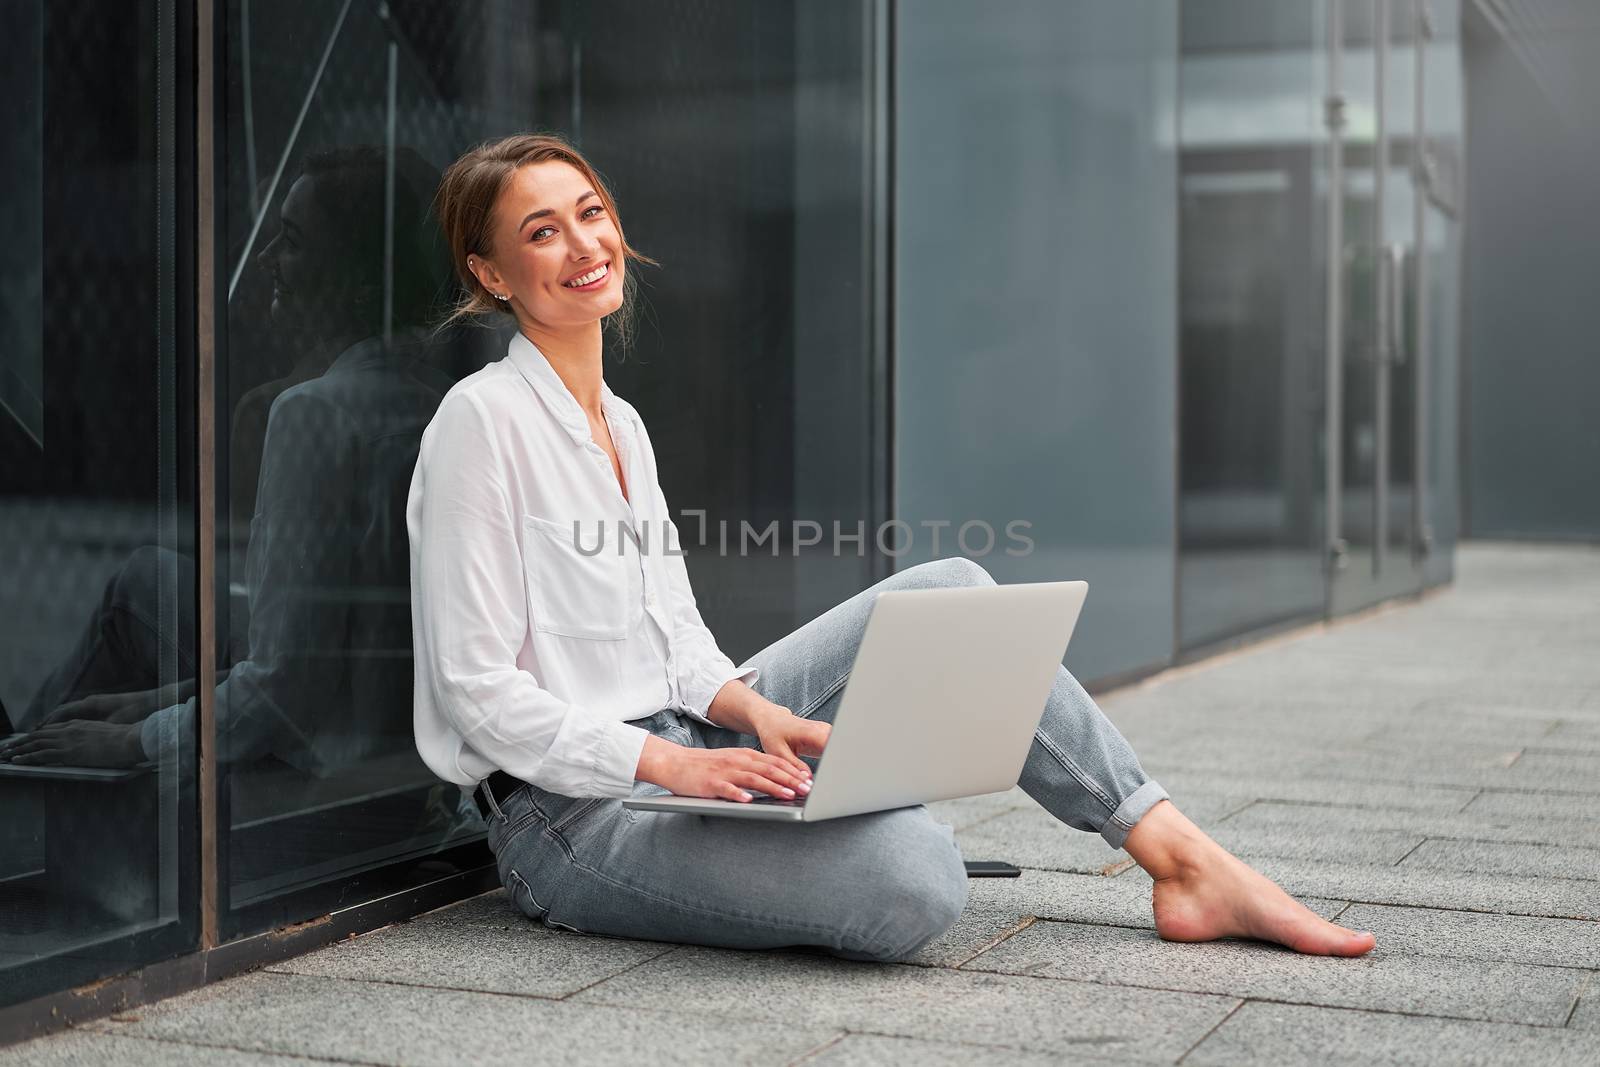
top-left (407, 330), bottom-right (759, 798)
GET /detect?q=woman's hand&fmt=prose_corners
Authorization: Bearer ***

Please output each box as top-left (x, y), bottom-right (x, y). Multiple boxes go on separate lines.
top-left (41, 691), bottom-right (157, 727)
top-left (39, 675), bottom-right (207, 727)
top-left (750, 705), bottom-right (830, 777)
top-left (635, 733), bottom-right (814, 803)
top-left (0, 721), bottom-right (146, 768)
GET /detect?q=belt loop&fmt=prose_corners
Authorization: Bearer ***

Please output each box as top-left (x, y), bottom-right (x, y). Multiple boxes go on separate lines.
top-left (479, 777), bottom-right (506, 822)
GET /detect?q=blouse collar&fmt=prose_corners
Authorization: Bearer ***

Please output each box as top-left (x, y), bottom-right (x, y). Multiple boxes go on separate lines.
top-left (507, 330), bottom-right (633, 449)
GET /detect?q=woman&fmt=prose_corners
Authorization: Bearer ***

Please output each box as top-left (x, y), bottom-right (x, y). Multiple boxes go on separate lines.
top-left (409, 133), bottom-right (1377, 963)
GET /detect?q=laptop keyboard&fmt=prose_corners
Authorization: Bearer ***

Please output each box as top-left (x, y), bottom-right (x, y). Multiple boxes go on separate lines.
top-left (746, 793), bottom-right (807, 806)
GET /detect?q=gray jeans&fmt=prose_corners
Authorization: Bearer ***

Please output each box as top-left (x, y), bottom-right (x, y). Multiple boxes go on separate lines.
top-left (481, 556), bottom-right (1169, 963)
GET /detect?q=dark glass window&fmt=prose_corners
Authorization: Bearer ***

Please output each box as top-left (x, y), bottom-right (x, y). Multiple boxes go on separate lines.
top-left (217, 0), bottom-right (882, 937)
top-left (1, 0), bottom-right (198, 1006)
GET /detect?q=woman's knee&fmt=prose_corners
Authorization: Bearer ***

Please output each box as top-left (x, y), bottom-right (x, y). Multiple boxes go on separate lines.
top-left (841, 813), bottom-right (969, 961)
top-left (898, 555), bottom-right (995, 591)
top-left (108, 545), bottom-right (186, 611)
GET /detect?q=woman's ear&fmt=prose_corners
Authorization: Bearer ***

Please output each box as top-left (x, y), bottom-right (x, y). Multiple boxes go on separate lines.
top-left (467, 253), bottom-right (498, 295)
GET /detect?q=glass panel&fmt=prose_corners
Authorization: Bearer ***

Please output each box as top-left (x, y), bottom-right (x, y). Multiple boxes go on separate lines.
top-left (1335, 0), bottom-right (1383, 583)
top-left (896, 0), bottom-right (1180, 683)
top-left (1420, 0), bottom-right (1462, 587)
top-left (1380, 0), bottom-right (1420, 572)
top-left (1, 0), bottom-right (197, 1005)
top-left (1178, 0), bottom-right (1330, 649)
top-left (219, 0), bottom-right (880, 936)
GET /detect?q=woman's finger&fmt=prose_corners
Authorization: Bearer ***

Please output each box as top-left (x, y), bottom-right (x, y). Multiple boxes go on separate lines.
top-left (757, 741), bottom-right (809, 780)
top-left (743, 752), bottom-right (808, 789)
top-left (731, 770), bottom-right (797, 798)
top-left (2, 737), bottom-right (59, 758)
top-left (11, 746), bottom-right (67, 765)
top-left (749, 748), bottom-right (805, 774)
top-left (717, 781), bottom-right (752, 802)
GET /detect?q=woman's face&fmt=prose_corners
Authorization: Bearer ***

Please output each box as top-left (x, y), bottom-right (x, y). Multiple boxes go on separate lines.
top-left (257, 175), bottom-right (335, 329)
top-left (472, 160), bottom-right (625, 329)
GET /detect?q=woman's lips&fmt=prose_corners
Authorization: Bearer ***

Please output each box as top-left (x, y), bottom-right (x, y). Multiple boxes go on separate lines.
top-left (563, 262), bottom-right (611, 291)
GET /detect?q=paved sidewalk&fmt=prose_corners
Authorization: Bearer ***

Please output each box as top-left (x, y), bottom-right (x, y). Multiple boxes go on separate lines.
top-left (5, 543), bottom-right (1598, 1065)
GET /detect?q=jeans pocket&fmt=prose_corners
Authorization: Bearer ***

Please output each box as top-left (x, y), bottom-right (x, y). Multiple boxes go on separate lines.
top-left (547, 796), bottom-right (606, 834)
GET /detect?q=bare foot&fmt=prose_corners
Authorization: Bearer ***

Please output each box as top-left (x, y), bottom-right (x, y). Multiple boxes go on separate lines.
top-left (1123, 800), bottom-right (1376, 957)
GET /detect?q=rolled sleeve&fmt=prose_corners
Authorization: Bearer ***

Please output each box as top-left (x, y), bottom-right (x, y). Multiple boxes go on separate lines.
top-left (678, 661), bottom-right (761, 726)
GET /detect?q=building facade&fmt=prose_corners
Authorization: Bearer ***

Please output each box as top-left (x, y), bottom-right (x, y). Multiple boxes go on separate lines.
top-left (1, 0), bottom-right (1473, 1032)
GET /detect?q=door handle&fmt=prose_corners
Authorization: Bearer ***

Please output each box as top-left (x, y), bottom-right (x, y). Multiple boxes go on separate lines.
top-left (1387, 242), bottom-right (1407, 365)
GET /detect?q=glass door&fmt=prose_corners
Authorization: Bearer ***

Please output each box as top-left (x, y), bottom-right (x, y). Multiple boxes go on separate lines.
top-left (1326, 0), bottom-right (1431, 614)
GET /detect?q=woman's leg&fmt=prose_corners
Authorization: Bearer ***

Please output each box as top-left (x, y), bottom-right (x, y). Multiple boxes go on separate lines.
top-left (715, 556), bottom-right (1166, 847)
top-left (19, 545), bottom-right (201, 730)
top-left (483, 709), bottom-right (969, 963)
top-left (731, 555), bottom-right (1374, 958)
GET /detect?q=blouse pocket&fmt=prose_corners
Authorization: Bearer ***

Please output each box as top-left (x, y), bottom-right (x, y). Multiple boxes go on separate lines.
top-left (522, 515), bottom-right (631, 640)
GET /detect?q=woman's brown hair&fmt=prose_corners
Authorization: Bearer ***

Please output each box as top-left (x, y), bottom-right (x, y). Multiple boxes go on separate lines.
top-left (431, 132), bottom-right (658, 350)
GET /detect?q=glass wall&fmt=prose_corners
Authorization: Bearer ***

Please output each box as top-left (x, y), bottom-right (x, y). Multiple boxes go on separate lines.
top-left (895, 0), bottom-right (1180, 684)
top-left (1460, 0), bottom-right (1597, 541)
top-left (1178, 0), bottom-right (1463, 645)
top-left (1177, 1), bottom-right (1330, 649)
top-left (0, 0), bottom-right (199, 1004)
top-left (214, 0), bottom-right (883, 938)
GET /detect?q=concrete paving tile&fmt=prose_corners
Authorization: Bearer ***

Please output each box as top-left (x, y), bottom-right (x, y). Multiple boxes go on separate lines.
top-left (1245, 855), bottom-right (1600, 920)
top-left (1220, 797), bottom-right (1600, 850)
top-left (1464, 788), bottom-right (1600, 824)
top-left (0, 1031), bottom-right (332, 1066)
top-left (568, 943), bottom-right (1236, 1061)
top-left (1411, 697), bottom-right (1600, 724)
top-left (1501, 751), bottom-right (1600, 790)
top-left (962, 919), bottom-right (1585, 1026)
top-left (800, 1033), bottom-right (1120, 1066)
top-left (953, 811), bottom-right (1130, 875)
top-left (1146, 767), bottom-right (1479, 813)
top-left (1184, 1000), bottom-right (1600, 1067)
top-left (1153, 747), bottom-right (1593, 795)
top-left (952, 792), bottom-right (1250, 875)
top-left (1526, 738), bottom-right (1600, 757)
top-left (1206, 824), bottom-right (1426, 866)
top-left (1399, 838), bottom-right (1600, 882)
top-left (1359, 717), bottom-right (1561, 750)
top-left (1549, 720), bottom-right (1600, 744)
top-left (267, 910), bottom-right (671, 996)
top-left (925, 786), bottom-right (1035, 831)
top-left (87, 970), bottom-right (842, 1067)
top-left (1570, 992), bottom-right (1599, 1031)
top-left (409, 888), bottom-right (516, 927)
top-left (1333, 902), bottom-right (1600, 969)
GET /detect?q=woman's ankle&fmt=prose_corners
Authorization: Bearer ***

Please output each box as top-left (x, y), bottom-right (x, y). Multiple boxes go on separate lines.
top-left (1122, 799), bottom-right (1218, 882)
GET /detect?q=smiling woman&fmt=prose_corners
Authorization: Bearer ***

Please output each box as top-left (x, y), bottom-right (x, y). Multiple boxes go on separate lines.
top-left (409, 132), bottom-right (1379, 965)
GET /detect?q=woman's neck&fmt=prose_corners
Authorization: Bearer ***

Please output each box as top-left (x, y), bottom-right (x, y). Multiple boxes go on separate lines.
top-left (520, 320), bottom-right (605, 418)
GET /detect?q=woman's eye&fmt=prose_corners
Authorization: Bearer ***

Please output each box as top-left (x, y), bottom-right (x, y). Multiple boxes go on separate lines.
top-left (530, 206), bottom-right (605, 242)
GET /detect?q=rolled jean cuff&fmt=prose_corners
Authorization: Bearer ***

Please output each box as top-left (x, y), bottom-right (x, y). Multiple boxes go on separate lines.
top-left (1100, 779), bottom-right (1170, 850)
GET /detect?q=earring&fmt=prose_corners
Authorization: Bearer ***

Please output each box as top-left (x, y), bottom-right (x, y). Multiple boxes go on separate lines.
top-left (494, 292), bottom-right (510, 301)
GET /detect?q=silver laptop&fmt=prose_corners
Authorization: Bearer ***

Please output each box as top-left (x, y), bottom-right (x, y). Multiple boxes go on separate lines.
top-left (622, 579), bottom-right (1088, 822)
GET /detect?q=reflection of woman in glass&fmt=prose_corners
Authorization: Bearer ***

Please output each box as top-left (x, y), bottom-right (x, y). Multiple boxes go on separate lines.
top-left (1, 146), bottom-right (452, 779)
top-left (412, 133), bottom-right (1376, 961)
